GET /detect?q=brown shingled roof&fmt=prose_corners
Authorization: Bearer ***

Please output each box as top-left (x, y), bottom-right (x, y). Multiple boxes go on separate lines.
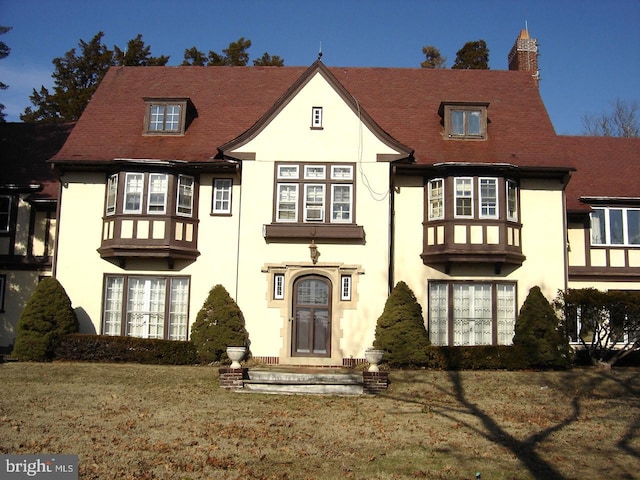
top-left (0, 122), bottom-right (73, 201)
top-left (51, 62), bottom-right (566, 170)
top-left (560, 136), bottom-right (640, 213)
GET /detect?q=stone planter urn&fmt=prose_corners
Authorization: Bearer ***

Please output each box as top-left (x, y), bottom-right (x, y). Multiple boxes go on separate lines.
top-left (226, 346), bottom-right (247, 369)
top-left (365, 348), bottom-right (384, 372)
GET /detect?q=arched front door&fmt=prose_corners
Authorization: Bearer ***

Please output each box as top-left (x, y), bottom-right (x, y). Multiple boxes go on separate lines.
top-left (292, 276), bottom-right (331, 357)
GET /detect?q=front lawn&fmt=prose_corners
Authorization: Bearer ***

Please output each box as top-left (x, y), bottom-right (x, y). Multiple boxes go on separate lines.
top-left (0, 362), bottom-right (637, 479)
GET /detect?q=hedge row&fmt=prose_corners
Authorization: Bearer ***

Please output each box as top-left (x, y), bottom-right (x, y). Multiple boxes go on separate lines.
top-left (423, 345), bottom-right (534, 370)
top-left (55, 334), bottom-right (197, 365)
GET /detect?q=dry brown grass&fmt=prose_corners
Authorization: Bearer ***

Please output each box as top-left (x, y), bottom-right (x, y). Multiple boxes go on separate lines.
top-left (0, 362), bottom-right (638, 479)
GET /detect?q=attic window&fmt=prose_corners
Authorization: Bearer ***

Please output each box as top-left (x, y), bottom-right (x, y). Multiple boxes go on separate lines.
top-left (441, 102), bottom-right (488, 139)
top-left (144, 99), bottom-right (188, 135)
top-left (311, 107), bottom-right (323, 129)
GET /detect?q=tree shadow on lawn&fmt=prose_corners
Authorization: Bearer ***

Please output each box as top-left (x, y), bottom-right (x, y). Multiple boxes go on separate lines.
top-left (380, 369), bottom-right (639, 480)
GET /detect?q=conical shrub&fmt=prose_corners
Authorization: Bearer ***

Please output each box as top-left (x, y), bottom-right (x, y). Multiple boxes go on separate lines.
top-left (12, 277), bottom-right (79, 361)
top-left (513, 286), bottom-right (569, 368)
top-left (190, 284), bottom-right (250, 363)
top-left (373, 281), bottom-right (430, 367)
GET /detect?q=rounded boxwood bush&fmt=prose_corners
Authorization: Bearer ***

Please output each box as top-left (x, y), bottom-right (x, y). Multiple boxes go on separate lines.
top-left (513, 286), bottom-right (570, 369)
top-left (12, 277), bottom-right (79, 361)
top-left (190, 284), bottom-right (250, 364)
top-left (373, 281), bottom-right (430, 367)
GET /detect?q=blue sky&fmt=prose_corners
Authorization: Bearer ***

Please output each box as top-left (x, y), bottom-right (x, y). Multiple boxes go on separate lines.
top-left (0, 0), bottom-right (638, 134)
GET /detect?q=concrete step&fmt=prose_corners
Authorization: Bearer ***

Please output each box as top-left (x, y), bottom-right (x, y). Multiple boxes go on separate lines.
top-left (241, 368), bottom-right (364, 395)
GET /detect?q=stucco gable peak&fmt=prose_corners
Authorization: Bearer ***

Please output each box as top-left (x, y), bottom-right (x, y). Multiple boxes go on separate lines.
top-left (219, 61), bottom-right (413, 160)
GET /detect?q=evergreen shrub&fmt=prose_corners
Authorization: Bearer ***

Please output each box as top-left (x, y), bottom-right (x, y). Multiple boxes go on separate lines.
top-left (55, 334), bottom-right (197, 364)
top-left (190, 284), bottom-right (250, 364)
top-left (513, 286), bottom-right (570, 369)
top-left (373, 281), bottom-right (430, 367)
top-left (12, 277), bottom-right (79, 361)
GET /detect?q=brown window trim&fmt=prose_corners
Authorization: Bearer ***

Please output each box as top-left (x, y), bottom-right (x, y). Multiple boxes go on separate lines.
top-left (439, 102), bottom-right (489, 140)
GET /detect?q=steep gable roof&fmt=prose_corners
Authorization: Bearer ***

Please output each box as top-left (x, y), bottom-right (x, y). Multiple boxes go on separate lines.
top-left (0, 122), bottom-right (73, 201)
top-left (51, 63), bottom-right (566, 170)
top-left (561, 136), bottom-right (640, 213)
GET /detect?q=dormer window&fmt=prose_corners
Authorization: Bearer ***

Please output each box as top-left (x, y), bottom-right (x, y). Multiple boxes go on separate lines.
top-left (144, 98), bottom-right (189, 135)
top-left (440, 102), bottom-right (488, 139)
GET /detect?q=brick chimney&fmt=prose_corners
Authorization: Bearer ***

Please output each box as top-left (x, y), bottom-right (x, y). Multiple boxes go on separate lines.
top-left (508, 28), bottom-right (540, 85)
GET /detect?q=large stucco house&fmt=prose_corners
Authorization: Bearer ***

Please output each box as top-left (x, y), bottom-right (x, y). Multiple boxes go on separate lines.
top-left (3, 31), bottom-right (638, 364)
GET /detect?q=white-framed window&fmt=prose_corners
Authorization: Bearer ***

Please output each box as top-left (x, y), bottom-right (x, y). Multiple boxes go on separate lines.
top-left (429, 282), bottom-right (516, 346)
top-left (275, 163), bottom-right (355, 225)
top-left (177, 175), bottom-right (194, 216)
top-left (428, 179), bottom-right (444, 220)
top-left (106, 174), bottom-right (118, 215)
top-left (274, 274), bottom-right (285, 300)
top-left (591, 207), bottom-right (640, 246)
top-left (340, 275), bottom-right (351, 301)
top-left (455, 177), bottom-right (473, 218)
top-left (304, 184), bottom-right (325, 222)
top-left (124, 173), bottom-right (144, 213)
top-left (479, 177), bottom-right (498, 218)
top-left (331, 184), bottom-right (352, 223)
top-left (453, 283), bottom-right (492, 346)
top-left (147, 173), bottom-right (168, 214)
top-left (507, 180), bottom-right (518, 222)
top-left (103, 275), bottom-right (189, 341)
top-left (331, 165), bottom-right (353, 180)
top-left (277, 184), bottom-right (299, 222)
top-left (496, 284), bottom-right (516, 345)
top-left (429, 282), bottom-right (448, 345)
top-left (0, 274), bottom-right (6, 312)
top-left (304, 165), bottom-right (326, 180)
top-left (311, 107), bottom-right (323, 128)
top-left (148, 104), bottom-right (182, 133)
top-left (277, 165), bottom-right (299, 179)
top-left (212, 178), bottom-right (233, 214)
top-left (0, 196), bottom-right (11, 233)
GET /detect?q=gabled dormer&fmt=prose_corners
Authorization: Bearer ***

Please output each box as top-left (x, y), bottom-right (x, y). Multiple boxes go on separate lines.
top-left (439, 101), bottom-right (490, 140)
top-left (143, 97), bottom-right (195, 135)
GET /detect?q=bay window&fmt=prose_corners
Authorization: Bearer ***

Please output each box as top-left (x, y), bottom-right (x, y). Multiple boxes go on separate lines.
top-left (479, 178), bottom-right (498, 218)
top-left (428, 179), bottom-right (444, 220)
top-left (455, 178), bottom-right (473, 217)
top-left (177, 175), bottom-right (194, 216)
top-left (591, 207), bottom-right (640, 246)
top-left (124, 173), bottom-right (144, 213)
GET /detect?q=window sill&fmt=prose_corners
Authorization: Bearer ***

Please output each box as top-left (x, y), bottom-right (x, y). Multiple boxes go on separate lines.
top-left (264, 223), bottom-right (365, 244)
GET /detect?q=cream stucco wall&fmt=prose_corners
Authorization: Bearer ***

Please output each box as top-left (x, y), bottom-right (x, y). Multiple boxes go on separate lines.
top-left (229, 72), bottom-right (401, 364)
top-left (55, 171), bottom-right (242, 337)
top-left (392, 176), bottom-right (568, 328)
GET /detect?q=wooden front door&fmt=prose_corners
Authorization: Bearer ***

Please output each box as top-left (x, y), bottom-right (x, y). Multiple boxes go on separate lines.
top-left (292, 276), bottom-right (331, 357)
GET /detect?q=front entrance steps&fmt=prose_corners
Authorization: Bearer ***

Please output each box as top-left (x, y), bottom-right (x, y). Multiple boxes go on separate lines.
top-left (219, 367), bottom-right (389, 395)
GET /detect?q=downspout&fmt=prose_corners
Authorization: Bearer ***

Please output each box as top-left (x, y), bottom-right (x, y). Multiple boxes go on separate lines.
top-left (233, 163), bottom-right (242, 300)
top-left (388, 164), bottom-right (396, 295)
top-left (51, 168), bottom-right (63, 278)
